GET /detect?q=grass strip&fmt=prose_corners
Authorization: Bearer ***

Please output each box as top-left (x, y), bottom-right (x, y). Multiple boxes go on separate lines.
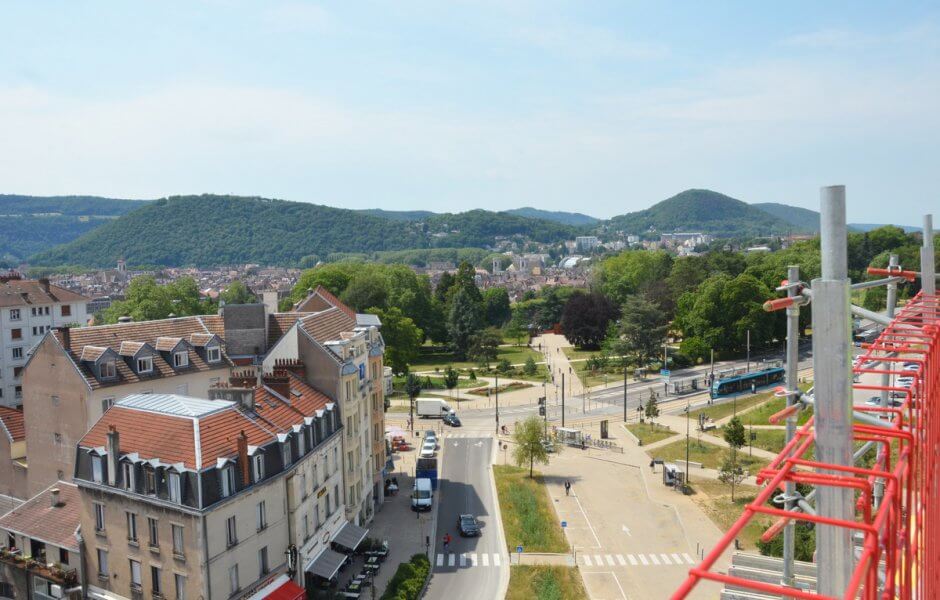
top-left (493, 465), bottom-right (569, 553)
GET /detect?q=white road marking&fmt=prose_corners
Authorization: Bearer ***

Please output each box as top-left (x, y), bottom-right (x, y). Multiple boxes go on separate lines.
top-left (448, 553), bottom-right (456, 567)
top-left (481, 553), bottom-right (489, 567)
top-left (605, 555), bottom-right (615, 566)
top-left (683, 553), bottom-right (696, 565)
top-left (660, 553), bottom-right (672, 565)
top-left (616, 554), bottom-right (626, 566)
top-left (650, 554), bottom-right (661, 565)
top-left (493, 553), bottom-right (501, 567)
top-left (638, 554), bottom-right (649, 566)
top-left (627, 554), bottom-right (638, 565)
top-left (571, 493), bottom-right (602, 548)
top-left (436, 553), bottom-right (444, 567)
top-left (583, 555), bottom-right (593, 566)
top-left (470, 553), bottom-right (478, 566)
top-left (671, 553), bottom-right (683, 564)
top-left (594, 554), bottom-right (603, 566)
top-left (621, 525), bottom-right (631, 536)
top-left (460, 553), bottom-right (468, 567)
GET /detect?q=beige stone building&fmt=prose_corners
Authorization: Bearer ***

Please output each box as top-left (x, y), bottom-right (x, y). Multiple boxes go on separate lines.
top-left (0, 407), bottom-right (27, 500)
top-left (20, 316), bottom-right (231, 496)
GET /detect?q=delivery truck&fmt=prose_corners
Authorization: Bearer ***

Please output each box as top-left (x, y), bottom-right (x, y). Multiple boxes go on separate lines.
top-left (415, 398), bottom-right (454, 418)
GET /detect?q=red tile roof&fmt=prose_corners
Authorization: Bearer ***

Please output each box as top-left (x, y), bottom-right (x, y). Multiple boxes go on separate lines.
top-left (0, 407), bottom-right (25, 443)
top-left (0, 482), bottom-right (80, 550)
top-left (268, 313), bottom-right (309, 348)
top-left (0, 279), bottom-right (88, 308)
top-left (294, 286), bottom-right (355, 319)
top-left (299, 307), bottom-right (357, 347)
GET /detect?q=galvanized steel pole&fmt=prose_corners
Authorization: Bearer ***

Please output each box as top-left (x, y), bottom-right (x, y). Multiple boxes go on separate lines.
top-left (782, 265), bottom-right (799, 589)
top-left (813, 185), bottom-right (854, 595)
top-left (922, 214), bottom-right (935, 296)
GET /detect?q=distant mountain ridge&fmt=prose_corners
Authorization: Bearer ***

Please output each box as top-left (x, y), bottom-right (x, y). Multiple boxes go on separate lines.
top-left (503, 207), bottom-right (598, 225)
top-left (356, 208), bottom-right (437, 221)
top-left (752, 202), bottom-right (820, 232)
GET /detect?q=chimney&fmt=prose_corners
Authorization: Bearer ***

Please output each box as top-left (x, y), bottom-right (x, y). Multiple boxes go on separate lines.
top-left (50, 488), bottom-right (61, 508)
top-left (264, 371), bottom-right (291, 400)
top-left (55, 326), bottom-right (71, 350)
top-left (106, 425), bottom-right (120, 486)
top-left (236, 431), bottom-right (250, 484)
top-left (262, 291), bottom-right (279, 315)
top-left (38, 277), bottom-right (50, 294)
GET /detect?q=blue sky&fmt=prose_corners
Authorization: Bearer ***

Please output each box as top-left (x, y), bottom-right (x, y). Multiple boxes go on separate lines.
top-left (1, 1), bottom-right (937, 224)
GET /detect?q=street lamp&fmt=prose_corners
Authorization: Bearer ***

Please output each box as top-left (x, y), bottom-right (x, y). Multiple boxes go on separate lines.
top-left (495, 372), bottom-right (500, 435)
top-left (685, 401), bottom-right (691, 485)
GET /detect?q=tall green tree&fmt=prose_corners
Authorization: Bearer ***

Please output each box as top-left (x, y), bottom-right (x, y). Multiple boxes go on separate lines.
top-left (100, 275), bottom-right (215, 323)
top-left (220, 280), bottom-right (256, 305)
top-left (482, 287), bottom-right (512, 327)
top-left (723, 416), bottom-right (747, 501)
top-left (367, 307), bottom-right (423, 374)
top-left (598, 250), bottom-right (673, 305)
top-left (512, 416), bottom-right (552, 477)
top-left (469, 327), bottom-right (502, 369)
top-left (443, 366), bottom-right (459, 393)
top-left (560, 292), bottom-right (619, 349)
top-left (341, 272), bottom-right (389, 312)
top-left (606, 295), bottom-right (668, 365)
top-left (448, 286), bottom-right (484, 360)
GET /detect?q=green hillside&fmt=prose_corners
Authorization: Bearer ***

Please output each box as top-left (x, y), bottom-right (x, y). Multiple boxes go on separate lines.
top-left (608, 189), bottom-right (797, 238)
top-left (503, 207), bottom-right (599, 226)
top-left (422, 209), bottom-right (582, 246)
top-left (0, 195), bottom-right (150, 264)
top-left (752, 202), bottom-right (820, 232)
top-left (356, 208), bottom-right (437, 221)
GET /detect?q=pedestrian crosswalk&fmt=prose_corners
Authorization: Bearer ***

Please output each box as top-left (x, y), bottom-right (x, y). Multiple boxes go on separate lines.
top-left (434, 552), bottom-right (505, 569)
top-left (579, 552), bottom-right (696, 568)
top-left (445, 432), bottom-right (493, 439)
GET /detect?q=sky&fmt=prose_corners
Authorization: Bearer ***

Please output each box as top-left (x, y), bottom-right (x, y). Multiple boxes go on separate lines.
top-left (1, 1), bottom-right (938, 225)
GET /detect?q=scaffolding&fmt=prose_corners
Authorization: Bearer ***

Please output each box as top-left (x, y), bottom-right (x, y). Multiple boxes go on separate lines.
top-left (672, 188), bottom-right (937, 599)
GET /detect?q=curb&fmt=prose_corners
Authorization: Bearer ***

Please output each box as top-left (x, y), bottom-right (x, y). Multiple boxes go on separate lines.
top-left (620, 422), bottom-right (641, 446)
top-left (489, 436), bottom-right (511, 600)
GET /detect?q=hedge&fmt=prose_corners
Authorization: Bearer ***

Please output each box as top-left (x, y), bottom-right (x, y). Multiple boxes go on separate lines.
top-left (380, 553), bottom-right (431, 600)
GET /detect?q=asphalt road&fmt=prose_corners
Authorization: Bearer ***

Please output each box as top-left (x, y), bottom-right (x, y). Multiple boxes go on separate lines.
top-left (423, 436), bottom-right (506, 600)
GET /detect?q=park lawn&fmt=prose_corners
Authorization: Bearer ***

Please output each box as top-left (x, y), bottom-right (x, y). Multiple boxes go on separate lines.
top-left (688, 391), bottom-right (776, 423)
top-left (409, 345), bottom-right (543, 373)
top-left (506, 566), bottom-right (588, 600)
top-left (467, 381), bottom-right (533, 396)
top-left (687, 479), bottom-right (772, 550)
top-left (650, 438), bottom-right (770, 472)
top-left (626, 422), bottom-right (677, 445)
top-left (392, 375), bottom-right (481, 392)
top-left (562, 347), bottom-right (597, 362)
top-left (494, 465), bottom-right (569, 554)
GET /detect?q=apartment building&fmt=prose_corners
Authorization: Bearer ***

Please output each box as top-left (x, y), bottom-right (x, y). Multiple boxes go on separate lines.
top-left (0, 483), bottom-right (82, 600)
top-left (20, 316), bottom-right (232, 496)
top-left (0, 276), bottom-right (89, 408)
top-left (264, 287), bottom-right (386, 525)
top-left (75, 390), bottom-right (350, 600)
top-left (0, 407), bottom-right (27, 499)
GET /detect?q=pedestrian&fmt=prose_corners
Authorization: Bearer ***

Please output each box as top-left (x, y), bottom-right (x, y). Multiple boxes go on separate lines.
top-left (564, 481), bottom-right (571, 496)
top-left (443, 533), bottom-right (452, 552)
top-left (649, 459), bottom-right (655, 471)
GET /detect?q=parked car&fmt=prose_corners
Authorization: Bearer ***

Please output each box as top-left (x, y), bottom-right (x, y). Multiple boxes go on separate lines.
top-left (443, 412), bottom-right (462, 427)
top-left (864, 396), bottom-right (902, 408)
top-left (411, 478), bottom-right (433, 511)
top-left (902, 364), bottom-right (919, 372)
top-left (541, 439), bottom-right (555, 453)
top-left (457, 514), bottom-right (481, 537)
top-left (419, 440), bottom-right (437, 458)
top-left (424, 431), bottom-right (438, 447)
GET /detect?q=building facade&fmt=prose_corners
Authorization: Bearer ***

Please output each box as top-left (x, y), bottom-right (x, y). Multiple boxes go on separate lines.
top-left (0, 277), bottom-right (89, 408)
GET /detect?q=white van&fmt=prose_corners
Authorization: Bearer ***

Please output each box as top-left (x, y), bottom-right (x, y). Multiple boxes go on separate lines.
top-left (411, 478), bottom-right (433, 512)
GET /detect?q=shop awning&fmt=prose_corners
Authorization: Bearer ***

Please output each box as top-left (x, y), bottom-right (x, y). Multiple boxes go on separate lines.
top-left (305, 548), bottom-right (347, 581)
top-left (333, 521), bottom-right (369, 551)
top-left (264, 577), bottom-right (305, 600)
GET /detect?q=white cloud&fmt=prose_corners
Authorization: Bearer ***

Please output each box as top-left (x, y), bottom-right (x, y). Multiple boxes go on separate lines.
top-left (513, 22), bottom-right (669, 61)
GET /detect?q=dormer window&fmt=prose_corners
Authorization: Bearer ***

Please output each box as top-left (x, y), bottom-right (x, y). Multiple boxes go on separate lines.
top-left (206, 346), bottom-right (221, 363)
top-left (167, 472), bottom-right (181, 504)
top-left (137, 356), bottom-right (153, 374)
top-left (252, 454), bottom-right (264, 483)
top-left (100, 360), bottom-right (116, 379)
top-left (92, 454), bottom-right (103, 483)
top-left (221, 465), bottom-right (235, 498)
top-left (281, 441), bottom-right (292, 467)
top-left (122, 461), bottom-right (135, 491)
top-left (174, 351), bottom-right (189, 368)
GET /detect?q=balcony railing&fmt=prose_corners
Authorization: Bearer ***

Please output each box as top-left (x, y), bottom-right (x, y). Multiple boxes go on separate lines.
top-left (0, 549), bottom-right (78, 586)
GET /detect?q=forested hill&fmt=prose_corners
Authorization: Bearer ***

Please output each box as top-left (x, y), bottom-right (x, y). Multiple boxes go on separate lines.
top-left (503, 207), bottom-right (599, 225)
top-left (27, 195), bottom-right (582, 268)
top-left (752, 202), bottom-right (821, 232)
top-left (356, 208), bottom-right (437, 221)
top-left (607, 189), bottom-right (799, 237)
top-left (0, 195), bottom-right (150, 264)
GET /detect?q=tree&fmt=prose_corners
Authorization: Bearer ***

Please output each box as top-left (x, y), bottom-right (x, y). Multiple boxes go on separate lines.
top-left (560, 292), bottom-right (620, 349)
top-left (434, 272), bottom-right (456, 304)
top-left (722, 416), bottom-right (747, 501)
top-left (718, 457), bottom-right (746, 502)
top-left (405, 373), bottom-right (422, 399)
top-left (367, 307), bottom-right (423, 374)
top-left (100, 275), bottom-right (215, 323)
top-left (448, 287), bottom-right (484, 360)
top-left (443, 366), bottom-right (459, 393)
top-left (293, 263), bottom-right (355, 299)
top-left (220, 280), bottom-right (256, 305)
top-left (598, 250), bottom-right (673, 305)
top-left (645, 391), bottom-right (659, 421)
top-left (606, 295), bottom-right (668, 365)
top-left (341, 272), bottom-right (389, 312)
top-left (512, 416), bottom-right (551, 477)
top-left (468, 327), bottom-right (502, 369)
top-left (482, 287), bottom-right (512, 328)
top-left (496, 358), bottom-right (512, 374)
top-left (523, 356), bottom-right (537, 376)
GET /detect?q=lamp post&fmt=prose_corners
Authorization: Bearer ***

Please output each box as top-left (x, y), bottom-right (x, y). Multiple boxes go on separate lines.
top-left (495, 372), bottom-right (500, 435)
top-left (685, 401), bottom-right (691, 485)
top-left (623, 366), bottom-right (628, 423)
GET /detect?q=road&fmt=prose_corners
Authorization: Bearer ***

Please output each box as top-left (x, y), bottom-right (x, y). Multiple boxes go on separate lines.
top-left (423, 434), bottom-right (507, 600)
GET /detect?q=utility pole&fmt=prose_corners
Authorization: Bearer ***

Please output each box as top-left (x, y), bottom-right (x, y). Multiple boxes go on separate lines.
top-left (623, 366), bottom-right (628, 423)
top-left (814, 185), bottom-right (853, 595)
top-left (685, 401), bottom-right (691, 484)
top-left (561, 373), bottom-right (566, 428)
top-left (745, 329), bottom-right (750, 373)
top-left (495, 372), bottom-right (500, 435)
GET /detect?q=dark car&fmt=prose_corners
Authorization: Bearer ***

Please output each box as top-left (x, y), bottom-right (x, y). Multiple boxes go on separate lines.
top-left (457, 514), bottom-right (481, 537)
top-left (443, 413), bottom-right (461, 427)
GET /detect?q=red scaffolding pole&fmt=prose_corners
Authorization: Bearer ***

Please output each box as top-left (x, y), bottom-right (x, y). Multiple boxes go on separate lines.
top-left (672, 291), bottom-right (939, 599)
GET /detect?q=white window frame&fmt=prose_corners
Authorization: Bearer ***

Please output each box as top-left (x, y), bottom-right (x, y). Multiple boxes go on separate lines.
top-left (252, 454), bottom-right (264, 483)
top-left (126, 511), bottom-right (138, 542)
top-left (206, 346), bottom-right (221, 363)
top-left (256, 501), bottom-right (267, 531)
top-left (100, 360), bottom-right (116, 379)
top-left (173, 351), bottom-right (189, 368)
top-left (91, 455), bottom-right (103, 483)
top-left (148, 517), bottom-right (159, 547)
top-left (229, 564), bottom-right (239, 595)
top-left (11, 347), bottom-right (23, 360)
top-left (225, 516), bottom-right (237, 547)
top-left (137, 356), bottom-right (153, 374)
top-left (171, 524), bottom-right (184, 557)
top-left (129, 559), bottom-right (142, 589)
top-left (97, 548), bottom-right (108, 577)
top-left (168, 471), bottom-right (181, 503)
top-left (281, 441), bottom-right (291, 467)
top-left (220, 466), bottom-right (235, 498)
top-left (122, 462), bottom-right (135, 490)
top-left (258, 546), bottom-right (269, 577)
top-left (174, 574), bottom-right (185, 600)
top-left (101, 397), bottom-right (115, 414)
top-left (9, 309), bottom-right (20, 321)
top-left (151, 565), bottom-right (162, 595)
top-left (94, 503), bottom-right (105, 532)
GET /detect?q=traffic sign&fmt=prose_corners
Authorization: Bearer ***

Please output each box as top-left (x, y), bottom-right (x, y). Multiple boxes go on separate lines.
top-left (561, 521), bottom-right (567, 528)
top-left (660, 369), bottom-right (671, 377)
top-left (516, 545), bottom-right (523, 554)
